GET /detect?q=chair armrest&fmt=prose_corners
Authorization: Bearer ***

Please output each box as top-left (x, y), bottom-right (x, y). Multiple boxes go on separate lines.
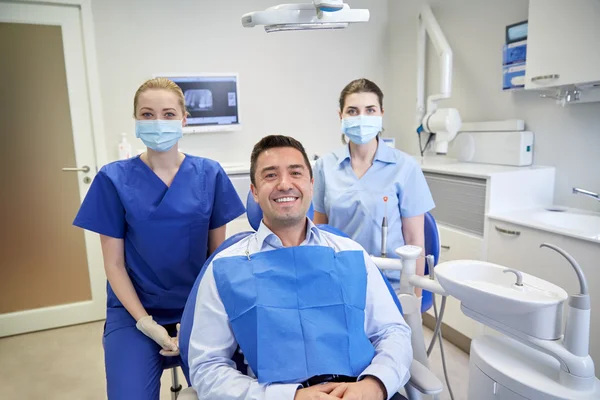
top-left (405, 359), bottom-right (443, 395)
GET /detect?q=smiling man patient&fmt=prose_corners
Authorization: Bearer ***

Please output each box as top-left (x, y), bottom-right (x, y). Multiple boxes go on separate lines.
top-left (186, 135), bottom-right (413, 400)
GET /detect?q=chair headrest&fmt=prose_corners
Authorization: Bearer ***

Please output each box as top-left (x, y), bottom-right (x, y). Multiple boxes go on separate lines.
top-left (246, 191), bottom-right (314, 231)
top-left (423, 211), bottom-right (440, 271)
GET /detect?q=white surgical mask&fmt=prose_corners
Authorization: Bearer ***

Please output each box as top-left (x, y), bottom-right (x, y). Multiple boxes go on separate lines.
top-left (341, 115), bottom-right (382, 145)
top-left (135, 119), bottom-right (183, 152)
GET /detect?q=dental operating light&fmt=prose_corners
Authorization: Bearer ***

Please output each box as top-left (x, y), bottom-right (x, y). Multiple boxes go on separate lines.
top-left (241, 1), bottom-right (370, 33)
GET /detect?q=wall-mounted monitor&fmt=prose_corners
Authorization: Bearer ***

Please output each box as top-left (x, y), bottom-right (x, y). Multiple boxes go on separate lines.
top-left (154, 73), bottom-right (241, 134)
top-left (506, 20), bottom-right (528, 44)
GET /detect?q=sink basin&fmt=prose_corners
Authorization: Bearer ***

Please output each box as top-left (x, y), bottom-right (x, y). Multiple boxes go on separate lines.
top-left (435, 260), bottom-right (568, 314)
top-left (435, 260), bottom-right (569, 339)
top-left (488, 207), bottom-right (600, 243)
top-left (530, 210), bottom-right (600, 238)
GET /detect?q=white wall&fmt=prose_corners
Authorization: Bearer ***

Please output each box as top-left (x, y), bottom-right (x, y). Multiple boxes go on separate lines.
top-left (91, 0), bottom-right (599, 211)
top-left (91, 0), bottom-right (389, 165)
top-left (386, 0), bottom-right (600, 212)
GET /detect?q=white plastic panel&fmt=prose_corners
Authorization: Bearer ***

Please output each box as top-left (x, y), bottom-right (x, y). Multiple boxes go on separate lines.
top-left (424, 172), bottom-right (487, 236)
top-left (468, 364), bottom-right (498, 399)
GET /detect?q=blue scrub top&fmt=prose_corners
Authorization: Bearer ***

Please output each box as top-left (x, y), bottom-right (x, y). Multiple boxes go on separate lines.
top-left (73, 154), bottom-right (245, 324)
top-left (313, 140), bottom-right (435, 265)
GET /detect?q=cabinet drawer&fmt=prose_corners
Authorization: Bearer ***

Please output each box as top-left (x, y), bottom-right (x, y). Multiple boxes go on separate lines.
top-left (437, 224), bottom-right (484, 263)
top-left (486, 220), bottom-right (581, 294)
top-left (425, 173), bottom-right (487, 236)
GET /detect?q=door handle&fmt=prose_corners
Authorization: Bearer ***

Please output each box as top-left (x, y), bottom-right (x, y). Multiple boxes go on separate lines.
top-left (531, 74), bottom-right (559, 82)
top-left (62, 165), bottom-right (90, 173)
top-left (495, 225), bottom-right (521, 236)
top-left (441, 245), bottom-right (451, 250)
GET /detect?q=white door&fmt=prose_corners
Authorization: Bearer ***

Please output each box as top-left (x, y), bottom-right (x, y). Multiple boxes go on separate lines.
top-left (0, 1), bottom-right (106, 336)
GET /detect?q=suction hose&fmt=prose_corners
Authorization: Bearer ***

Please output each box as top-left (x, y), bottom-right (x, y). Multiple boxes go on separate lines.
top-left (425, 254), bottom-right (455, 400)
top-left (425, 255), bottom-right (445, 355)
top-left (540, 243), bottom-right (592, 359)
top-left (540, 243), bottom-right (588, 294)
top-left (427, 295), bottom-right (446, 356)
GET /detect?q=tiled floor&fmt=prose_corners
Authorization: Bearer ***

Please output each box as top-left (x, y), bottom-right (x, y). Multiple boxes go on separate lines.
top-left (0, 321), bottom-right (469, 399)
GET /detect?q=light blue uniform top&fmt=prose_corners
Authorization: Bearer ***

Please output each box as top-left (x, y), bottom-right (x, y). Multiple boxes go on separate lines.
top-left (313, 141), bottom-right (435, 281)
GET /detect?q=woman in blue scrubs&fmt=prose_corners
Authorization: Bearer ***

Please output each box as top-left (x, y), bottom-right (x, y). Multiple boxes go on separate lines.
top-left (313, 78), bottom-right (435, 295)
top-left (73, 77), bottom-right (245, 400)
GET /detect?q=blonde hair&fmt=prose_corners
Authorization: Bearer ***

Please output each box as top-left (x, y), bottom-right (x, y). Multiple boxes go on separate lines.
top-left (133, 77), bottom-right (188, 118)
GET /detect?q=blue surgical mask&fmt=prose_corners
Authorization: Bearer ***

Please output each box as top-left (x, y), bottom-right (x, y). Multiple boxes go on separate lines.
top-left (135, 119), bottom-right (183, 152)
top-left (341, 115), bottom-right (382, 145)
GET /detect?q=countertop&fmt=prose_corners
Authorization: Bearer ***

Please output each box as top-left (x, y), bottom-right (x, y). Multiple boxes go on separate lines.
top-left (416, 156), bottom-right (554, 179)
top-left (488, 207), bottom-right (600, 245)
top-left (220, 162), bottom-right (252, 175)
top-left (220, 156), bottom-right (554, 178)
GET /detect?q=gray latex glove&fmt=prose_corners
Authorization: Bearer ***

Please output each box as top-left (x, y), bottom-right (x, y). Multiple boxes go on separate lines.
top-left (136, 316), bottom-right (179, 353)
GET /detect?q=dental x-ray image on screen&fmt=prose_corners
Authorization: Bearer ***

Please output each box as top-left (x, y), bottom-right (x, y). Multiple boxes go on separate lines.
top-left (157, 74), bottom-right (240, 133)
top-left (185, 89), bottom-right (213, 111)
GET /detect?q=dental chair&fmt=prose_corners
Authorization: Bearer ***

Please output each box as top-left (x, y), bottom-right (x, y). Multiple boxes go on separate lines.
top-left (175, 194), bottom-right (444, 399)
top-left (421, 212), bottom-right (440, 314)
top-left (163, 355), bottom-right (184, 399)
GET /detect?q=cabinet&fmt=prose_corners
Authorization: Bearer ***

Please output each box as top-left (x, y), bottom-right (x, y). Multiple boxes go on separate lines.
top-left (421, 164), bottom-right (554, 339)
top-left (486, 218), bottom-right (600, 371)
top-left (525, 0), bottom-right (600, 90)
top-left (424, 172), bottom-right (486, 236)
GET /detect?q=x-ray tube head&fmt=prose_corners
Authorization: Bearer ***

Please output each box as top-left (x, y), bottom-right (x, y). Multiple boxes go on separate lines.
top-left (422, 108), bottom-right (462, 154)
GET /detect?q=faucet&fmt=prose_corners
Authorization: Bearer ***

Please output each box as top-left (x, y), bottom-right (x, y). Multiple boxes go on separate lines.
top-left (572, 187), bottom-right (600, 202)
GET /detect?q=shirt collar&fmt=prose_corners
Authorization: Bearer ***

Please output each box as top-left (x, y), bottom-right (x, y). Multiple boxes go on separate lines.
top-left (333, 145), bottom-right (352, 166)
top-left (255, 217), bottom-right (322, 250)
top-left (374, 139), bottom-right (397, 164)
top-left (333, 139), bottom-right (397, 166)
